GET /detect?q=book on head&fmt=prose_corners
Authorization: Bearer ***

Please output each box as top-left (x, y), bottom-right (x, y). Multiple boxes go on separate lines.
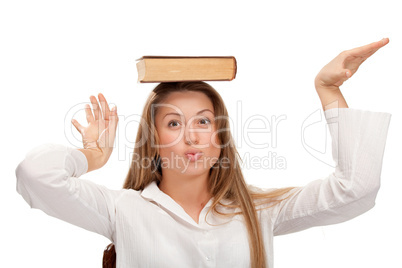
top-left (136, 56), bottom-right (237, 83)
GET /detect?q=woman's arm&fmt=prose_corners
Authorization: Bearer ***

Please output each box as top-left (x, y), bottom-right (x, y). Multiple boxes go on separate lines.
top-left (315, 88), bottom-right (348, 111)
top-left (15, 143), bottom-right (125, 240)
top-left (269, 38), bottom-right (391, 235)
top-left (15, 94), bottom-right (122, 240)
top-left (270, 108), bottom-right (391, 235)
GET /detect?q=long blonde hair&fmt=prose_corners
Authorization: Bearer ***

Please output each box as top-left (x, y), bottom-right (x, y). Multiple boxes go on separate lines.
top-left (104, 81), bottom-right (295, 268)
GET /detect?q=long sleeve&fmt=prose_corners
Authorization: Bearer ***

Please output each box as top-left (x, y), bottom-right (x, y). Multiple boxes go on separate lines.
top-left (15, 143), bottom-right (125, 241)
top-left (271, 108), bottom-right (392, 236)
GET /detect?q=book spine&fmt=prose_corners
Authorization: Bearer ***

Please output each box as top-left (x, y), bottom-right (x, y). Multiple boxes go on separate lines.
top-left (136, 60), bottom-right (146, 82)
top-left (232, 57), bottom-right (237, 80)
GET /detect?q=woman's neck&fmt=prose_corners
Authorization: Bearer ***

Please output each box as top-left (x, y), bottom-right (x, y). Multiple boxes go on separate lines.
top-left (158, 169), bottom-right (212, 210)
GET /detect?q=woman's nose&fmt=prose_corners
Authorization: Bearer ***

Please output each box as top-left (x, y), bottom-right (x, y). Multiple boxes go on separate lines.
top-left (184, 125), bottom-right (199, 145)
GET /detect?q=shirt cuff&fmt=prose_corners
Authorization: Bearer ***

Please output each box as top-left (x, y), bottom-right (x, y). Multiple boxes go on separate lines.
top-left (324, 107), bottom-right (392, 189)
top-left (66, 147), bottom-right (89, 177)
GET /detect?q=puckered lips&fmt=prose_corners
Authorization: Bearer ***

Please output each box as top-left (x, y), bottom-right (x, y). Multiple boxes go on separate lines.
top-left (184, 149), bottom-right (204, 162)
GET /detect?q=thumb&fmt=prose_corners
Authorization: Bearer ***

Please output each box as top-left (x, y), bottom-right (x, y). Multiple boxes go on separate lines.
top-left (71, 119), bottom-right (84, 134)
top-left (333, 69), bottom-right (352, 87)
top-left (344, 69), bottom-right (352, 78)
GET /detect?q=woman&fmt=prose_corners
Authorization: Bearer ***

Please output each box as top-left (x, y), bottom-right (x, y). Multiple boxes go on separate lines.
top-left (16, 38), bottom-right (391, 268)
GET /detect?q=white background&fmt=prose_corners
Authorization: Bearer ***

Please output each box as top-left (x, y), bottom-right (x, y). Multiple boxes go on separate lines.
top-left (1, 0), bottom-right (401, 267)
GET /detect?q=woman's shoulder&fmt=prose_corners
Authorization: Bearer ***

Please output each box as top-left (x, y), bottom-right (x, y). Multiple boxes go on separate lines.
top-left (247, 183), bottom-right (300, 211)
top-left (247, 183), bottom-right (274, 193)
top-left (112, 187), bottom-right (152, 207)
top-left (247, 183), bottom-right (299, 195)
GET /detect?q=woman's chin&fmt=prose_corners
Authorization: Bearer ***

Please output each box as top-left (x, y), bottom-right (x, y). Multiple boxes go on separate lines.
top-left (177, 162), bottom-right (211, 175)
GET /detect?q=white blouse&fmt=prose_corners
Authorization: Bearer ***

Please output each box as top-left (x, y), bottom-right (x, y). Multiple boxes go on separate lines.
top-left (15, 108), bottom-right (391, 268)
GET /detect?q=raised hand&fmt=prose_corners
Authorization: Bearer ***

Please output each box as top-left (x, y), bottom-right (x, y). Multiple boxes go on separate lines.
top-left (71, 93), bottom-right (119, 169)
top-left (315, 38), bottom-right (389, 90)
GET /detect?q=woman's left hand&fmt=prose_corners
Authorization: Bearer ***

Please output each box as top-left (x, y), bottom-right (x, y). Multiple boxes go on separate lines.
top-left (315, 38), bottom-right (389, 91)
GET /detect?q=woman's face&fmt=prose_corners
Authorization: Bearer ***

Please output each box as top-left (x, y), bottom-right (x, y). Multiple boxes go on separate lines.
top-left (154, 91), bottom-right (221, 175)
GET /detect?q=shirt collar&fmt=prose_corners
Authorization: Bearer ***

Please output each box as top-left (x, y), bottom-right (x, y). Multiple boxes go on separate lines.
top-left (140, 181), bottom-right (235, 228)
top-left (140, 180), bottom-right (234, 207)
top-left (140, 180), bottom-right (162, 201)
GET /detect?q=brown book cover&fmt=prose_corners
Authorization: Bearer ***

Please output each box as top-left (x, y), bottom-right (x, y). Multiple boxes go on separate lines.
top-left (136, 56), bottom-right (237, 83)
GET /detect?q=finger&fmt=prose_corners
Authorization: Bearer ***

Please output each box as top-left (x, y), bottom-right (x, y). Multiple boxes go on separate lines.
top-left (110, 106), bottom-right (118, 126)
top-left (84, 104), bottom-right (94, 123)
top-left (98, 93), bottom-right (111, 122)
top-left (90, 95), bottom-right (101, 121)
top-left (71, 119), bottom-right (84, 134)
top-left (348, 38), bottom-right (389, 57)
top-left (107, 106), bottom-right (119, 147)
top-left (109, 106), bottom-right (119, 131)
top-left (352, 45), bottom-right (384, 61)
top-left (349, 38), bottom-right (385, 56)
top-left (362, 38), bottom-right (389, 58)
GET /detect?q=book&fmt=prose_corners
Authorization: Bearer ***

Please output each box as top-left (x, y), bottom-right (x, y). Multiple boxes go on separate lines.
top-left (136, 56), bottom-right (237, 83)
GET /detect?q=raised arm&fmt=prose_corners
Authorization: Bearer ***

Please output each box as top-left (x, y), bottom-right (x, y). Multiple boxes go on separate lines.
top-left (15, 94), bottom-right (123, 241)
top-left (271, 108), bottom-right (391, 235)
top-left (268, 38), bottom-right (392, 235)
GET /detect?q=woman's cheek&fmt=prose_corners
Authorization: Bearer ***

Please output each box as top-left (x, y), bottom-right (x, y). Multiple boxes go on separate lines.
top-left (209, 130), bottom-right (221, 149)
top-left (160, 131), bottom-right (181, 146)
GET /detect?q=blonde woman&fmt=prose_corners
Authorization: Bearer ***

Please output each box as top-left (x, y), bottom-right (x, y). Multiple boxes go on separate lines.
top-left (16, 38), bottom-right (391, 268)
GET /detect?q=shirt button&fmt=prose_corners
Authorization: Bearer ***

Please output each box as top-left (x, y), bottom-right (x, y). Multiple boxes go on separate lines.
top-left (205, 256), bottom-right (211, 261)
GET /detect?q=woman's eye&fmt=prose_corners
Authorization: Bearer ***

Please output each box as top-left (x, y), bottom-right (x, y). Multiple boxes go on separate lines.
top-left (168, 120), bottom-right (180, 127)
top-left (199, 118), bottom-right (211, 125)
top-left (167, 118), bottom-right (211, 128)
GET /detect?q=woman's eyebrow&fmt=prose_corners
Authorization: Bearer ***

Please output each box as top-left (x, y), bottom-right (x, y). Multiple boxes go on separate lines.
top-left (163, 109), bottom-right (214, 119)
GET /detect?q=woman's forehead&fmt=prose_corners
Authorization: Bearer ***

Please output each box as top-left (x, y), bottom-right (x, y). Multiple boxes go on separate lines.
top-left (156, 91), bottom-right (214, 115)
top-left (164, 91), bottom-right (211, 103)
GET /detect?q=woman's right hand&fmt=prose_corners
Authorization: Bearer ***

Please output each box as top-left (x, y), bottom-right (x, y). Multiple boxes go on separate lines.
top-left (71, 93), bottom-right (119, 171)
